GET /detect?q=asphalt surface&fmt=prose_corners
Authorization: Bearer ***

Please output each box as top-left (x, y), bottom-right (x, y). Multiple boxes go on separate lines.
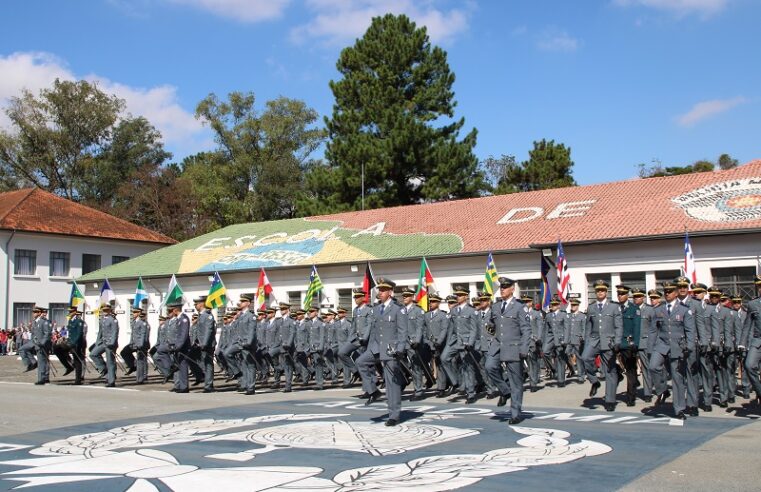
top-left (0, 356), bottom-right (758, 491)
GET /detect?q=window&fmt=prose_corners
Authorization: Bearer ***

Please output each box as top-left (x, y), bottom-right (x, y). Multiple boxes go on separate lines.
top-left (112, 256), bottom-right (129, 265)
top-left (13, 303), bottom-right (33, 328)
top-left (654, 269), bottom-right (681, 288)
top-left (712, 267), bottom-right (756, 301)
top-left (619, 271), bottom-right (646, 293)
top-left (287, 291), bottom-right (301, 307)
top-left (49, 303), bottom-right (68, 328)
top-left (49, 252), bottom-right (70, 277)
top-left (14, 249), bottom-right (36, 275)
top-left (337, 288), bottom-right (352, 310)
top-left (587, 273), bottom-right (613, 301)
top-left (82, 254), bottom-right (101, 275)
top-left (517, 279), bottom-right (542, 305)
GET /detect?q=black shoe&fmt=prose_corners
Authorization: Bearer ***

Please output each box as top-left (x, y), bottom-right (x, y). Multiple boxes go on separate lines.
top-left (202, 388), bottom-right (215, 393)
top-left (465, 396), bottom-right (477, 404)
top-left (385, 419), bottom-right (398, 427)
top-left (34, 380), bottom-right (45, 385)
top-left (225, 372), bottom-right (242, 382)
top-left (703, 404), bottom-right (713, 412)
top-left (728, 397), bottom-right (735, 404)
top-left (530, 386), bottom-right (538, 393)
top-left (125, 368), bottom-right (136, 376)
top-left (435, 390), bottom-right (446, 398)
top-left (486, 392), bottom-right (498, 399)
top-left (589, 381), bottom-right (601, 397)
top-left (410, 393), bottom-right (423, 401)
top-left (351, 372), bottom-right (361, 384)
top-left (743, 392), bottom-right (750, 399)
top-left (73, 380), bottom-right (82, 385)
top-left (626, 398), bottom-right (635, 407)
top-left (282, 388), bottom-right (292, 393)
top-left (719, 401), bottom-right (728, 408)
top-left (245, 389), bottom-right (255, 395)
top-left (63, 367), bottom-right (75, 376)
top-left (105, 383), bottom-right (115, 388)
top-left (193, 379), bottom-right (203, 387)
top-left (603, 403), bottom-right (615, 412)
top-left (497, 394), bottom-right (509, 407)
top-left (656, 390), bottom-right (671, 405)
top-left (675, 411), bottom-right (687, 420)
top-left (688, 406), bottom-right (699, 417)
top-left (643, 395), bottom-right (653, 403)
top-left (366, 390), bottom-right (382, 406)
top-left (357, 392), bottom-right (370, 399)
top-left (176, 388), bottom-right (189, 393)
top-left (558, 382), bottom-right (565, 388)
top-left (271, 383), bottom-right (281, 390)
top-left (508, 416), bottom-right (523, 425)
top-left (25, 363), bottom-right (37, 372)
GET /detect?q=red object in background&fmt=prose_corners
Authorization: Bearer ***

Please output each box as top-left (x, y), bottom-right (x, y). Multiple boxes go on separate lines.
top-left (595, 355), bottom-right (601, 368)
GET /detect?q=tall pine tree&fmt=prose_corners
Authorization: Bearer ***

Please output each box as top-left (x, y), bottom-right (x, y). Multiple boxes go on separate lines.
top-left (300, 14), bottom-right (484, 214)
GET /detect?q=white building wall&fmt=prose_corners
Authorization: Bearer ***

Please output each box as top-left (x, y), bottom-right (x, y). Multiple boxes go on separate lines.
top-left (83, 232), bottom-right (761, 349)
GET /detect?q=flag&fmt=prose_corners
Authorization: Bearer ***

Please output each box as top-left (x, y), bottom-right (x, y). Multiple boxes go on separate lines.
top-left (99, 279), bottom-right (116, 307)
top-left (556, 241), bottom-right (570, 303)
top-left (206, 271), bottom-right (227, 309)
top-left (164, 274), bottom-right (184, 306)
top-left (539, 255), bottom-right (551, 311)
top-left (415, 258), bottom-right (436, 311)
top-left (133, 277), bottom-right (149, 308)
top-left (69, 281), bottom-right (85, 309)
top-left (255, 269), bottom-right (273, 311)
top-left (684, 232), bottom-right (697, 285)
top-left (484, 252), bottom-right (499, 297)
top-left (304, 265), bottom-right (323, 309)
top-left (363, 262), bottom-right (377, 304)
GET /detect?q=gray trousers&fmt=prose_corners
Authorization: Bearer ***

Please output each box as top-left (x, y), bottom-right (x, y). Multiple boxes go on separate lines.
top-left (356, 349), bottom-right (378, 394)
top-left (294, 351), bottom-right (311, 383)
top-left (582, 345), bottom-right (619, 404)
top-left (479, 350), bottom-right (498, 394)
top-left (278, 348), bottom-right (294, 391)
top-left (526, 349), bottom-right (541, 387)
top-left (456, 350), bottom-right (477, 398)
top-left (745, 345), bottom-right (761, 397)
top-left (120, 345), bottom-right (148, 383)
top-left (638, 349), bottom-right (653, 397)
top-left (651, 351), bottom-right (688, 414)
top-left (382, 359), bottom-right (405, 421)
top-left (90, 343), bottom-right (116, 385)
top-left (223, 343), bottom-right (243, 377)
top-left (567, 344), bottom-right (585, 379)
top-left (699, 349), bottom-right (717, 405)
top-left (487, 357), bottom-right (524, 418)
top-left (20, 341), bottom-right (50, 383)
top-left (716, 352), bottom-right (732, 403)
top-left (338, 342), bottom-right (359, 377)
top-left (173, 350), bottom-right (189, 391)
top-left (325, 346), bottom-right (339, 382)
top-left (192, 347), bottom-right (215, 389)
top-left (440, 345), bottom-right (460, 388)
top-left (241, 348), bottom-right (256, 391)
top-left (555, 348), bottom-right (568, 385)
top-left (686, 350), bottom-right (700, 407)
top-left (407, 348), bottom-right (426, 394)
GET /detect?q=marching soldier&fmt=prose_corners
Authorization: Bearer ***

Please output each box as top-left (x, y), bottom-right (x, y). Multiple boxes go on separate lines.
top-left (294, 308), bottom-right (311, 386)
top-left (401, 287), bottom-right (429, 400)
top-left (709, 287), bottom-right (734, 407)
top-left (583, 280), bottom-right (623, 411)
top-left (164, 301), bottom-right (191, 392)
top-left (323, 309), bottom-right (339, 385)
top-left (19, 306), bottom-right (52, 385)
top-left (523, 295), bottom-right (544, 392)
top-left (476, 291), bottom-right (499, 398)
top-left (424, 293), bottom-right (451, 397)
top-left (191, 295), bottom-right (216, 392)
top-left (617, 285), bottom-right (640, 406)
top-left (334, 307), bottom-right (355, 388)
top-left (223, 294), bottom-right (255, 393)
top-left (215, 311), bottom-right (234, 377)
top-left (275, 302), bottom-right (296, 392)
top-left (731, 294), bottom-right (750, 399)
top-left (338, 288), bottom-right (371, 389)
top-left (356, 287), bottom-right (384, 400)
top-left (545, 296), bottom-right (568, 387)
top-left (742, 275), bottom-right (761, 406)
top-left (121, 307), bottom-right (150, 384)
top-left (65, 307), bottom-right (86, 385)
top-left (676, 278), bottom-right (709, 415)
top-left (488, 277), bottom-right (531, 424)
top-left (255, 305), bottom-right (269, 382)
top-left (449, 285), bottom-right (479, 404)
top-left (439, 295), bottom-right (460, 396)
top-left (90, 304), bottom-right (119, 388)
top-left (635, 289), bottom-right (657, 402)
top-left (307, 306), bottom-right (326, 390)
top-left (264, 307), bottom-right (281, 387)
top-left (649, 282), bottom-right (696, 419)
top-left (566, 298), bottom-right (586, 384)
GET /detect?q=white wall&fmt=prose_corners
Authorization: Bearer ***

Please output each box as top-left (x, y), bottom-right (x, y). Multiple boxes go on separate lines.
top-left (83, 232), bottom-right (761, 349)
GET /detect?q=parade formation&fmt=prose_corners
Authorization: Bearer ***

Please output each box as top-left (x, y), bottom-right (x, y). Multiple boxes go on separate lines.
top-left (18, 271), bottom-right (761, 426)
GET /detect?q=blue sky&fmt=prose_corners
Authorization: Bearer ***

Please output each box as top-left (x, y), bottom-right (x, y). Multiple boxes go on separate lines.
top-left (1, 0), bottom-right (758, 185)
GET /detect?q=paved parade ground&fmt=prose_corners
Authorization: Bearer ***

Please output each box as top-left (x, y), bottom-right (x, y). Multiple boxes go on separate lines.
top-left (0, 357), bottom-right (759, 492)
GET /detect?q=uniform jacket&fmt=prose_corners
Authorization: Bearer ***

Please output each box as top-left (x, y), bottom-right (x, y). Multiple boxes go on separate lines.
top-left (528, 307), bottom-right (544, 345)
top-left (424, 309), bottom-right (449, 349)
top-left (130, 319), bottom-right (149, 349)
top-left (734, 308), bottom-right (747, 348)
top-left (237, 309), bottom-right (256, 350)
top-left (741, 297), bottom-right (761, 349)
top-left (156, 322), bottom-right (168, 346)
top-left (32, 317), bottom-right (52, 347)
top-left (566, 311), bottom-right (586, 346)
top-left (477, 308), bottom-right (496, 352)
top-left (353, 303), bottom-right (374, 345)
top-left (404, 304), bottom-right (425, 347)
top-left (681, 296), bottom-right (709, 348)
top-left (543, 310), bottom-right (567, 351)
top-left (620, 301), bottom-right (641, 350)
top-left (308, 316), bottom-right (325, 352)
top-left (650, 300), bottom-right (696, 356)
top-left (371, 300), bottom-right (408, 361)
top-left (174, 313), bottom-right (190, 351)
top-left (584, 300), bottom-right (623, 350)
top-left (295, 319), bottom-right (310, 352)
top-left (638, 304), bottom-right (655, 349)
top-left (195, 310), bottom-right (216, 350)
top-left (325, 320), bottom-right (339, 348)
top-left (450, 303), bottom-right (478, 349)
top-left (280, 315), bottom-right (296, 348)
top-left (705, 304), bottom-right (726, 348)
top-left (67, 316), bottom-right (85, 347)
top-left (712, 304), bottom-right (735, 351)
top-left (490, 297), bottom-right (531, 362)
top-left (98, 315), bottom-right (119, 349)
top-left (264, 318), bottom-right (279, 349)
top-left (335, 318), bottom-right (352, 345)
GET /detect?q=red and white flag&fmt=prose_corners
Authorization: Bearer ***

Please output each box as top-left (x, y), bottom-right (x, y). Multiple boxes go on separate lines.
top-left (556, 240), bottom-right (570, 303)
top-left (255, 269), bottom-right (273, 310)
top-left (684, 232), bottom-right (698, 285)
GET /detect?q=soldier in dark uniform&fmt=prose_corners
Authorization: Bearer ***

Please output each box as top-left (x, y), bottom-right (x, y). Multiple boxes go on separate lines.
top-left (424, 293), bottom-right (451, 397)
top-left (338, 288), bottom-right (369, 388)
top-left (215, 310), bottom-right (234, 377)
top-left (334, 306), bottom-right (353, 388)
top-left (448, 285), bottom-right (479, 403)
top-left (544, 296), bottom-right (568, 387)
top-left (307, 306), bottom-right (326, 390)
top-left (676, 278), bottom-right (709, 415)
top-left (649, 282), bottom-right (696, 419)
top-left (160, 301), bottom-right (191, 392)
top-left (65, 307), bottom-right (86, 385)
top-left (190, 295), bottom-right (216, 392)
top-left (476, 291), bottom-right (499, 398)
top-left (323, 308), bottom-right (339, 385)
top-left (90, 304), bottom-right (119, 387)
top-left (276, 302), bottom-right (296, 392)
top-left (263, 306), bottom-right (281, 387)
top-left (401, 287), bottom-right (429, 400)
top-left (523, 294), bottom-right (544, 392)
top-left (566, 298), bottom-right (586, 384)
top-left (731, 294), bottom-right (749, 399)
top-left (708, 287), bottom-right (734, 407)
top-left (635, 289), bottom-right (656, 402)
top-left (294, 308), bottom-right (311, 386)
top-left (741, 275), bottom-right (761, 406)
top-left (617, 285), bottom-right (640, 406)
top-left (583, 280), bottom-right (623, 411)
top-left (20, 306), bottom-right (52, 384)
top-left (121, 307), bottom-right (150, 384)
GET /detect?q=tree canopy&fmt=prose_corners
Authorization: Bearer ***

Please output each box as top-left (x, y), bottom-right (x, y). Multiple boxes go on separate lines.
top-left (485, 139), bottom-right (577, 195)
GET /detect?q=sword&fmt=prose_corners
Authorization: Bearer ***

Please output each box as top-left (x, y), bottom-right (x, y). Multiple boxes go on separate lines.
top-left (410, 344), bottom-right (435, 388)
top-left (39, 345), bottom-right (58, 377)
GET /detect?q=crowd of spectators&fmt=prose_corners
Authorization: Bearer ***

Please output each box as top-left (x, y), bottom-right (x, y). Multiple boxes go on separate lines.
top-left (0, 324), bottom-right (65, 355)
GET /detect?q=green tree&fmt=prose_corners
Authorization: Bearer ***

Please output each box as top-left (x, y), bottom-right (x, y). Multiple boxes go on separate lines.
top-left (302, 14), bottom-right (484, 214)
top-left (195, 92), bottom-right (324, 223)
top-left (491, 140), bottom-right (576, 194)
top-left (639, 156), bottom-right (727, 178)
top-left (718, 153), bottom-right (739, 170)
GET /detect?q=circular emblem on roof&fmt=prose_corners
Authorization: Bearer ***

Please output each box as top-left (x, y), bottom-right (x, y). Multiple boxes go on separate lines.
top-left (672, 178), bottom-right (761, 222)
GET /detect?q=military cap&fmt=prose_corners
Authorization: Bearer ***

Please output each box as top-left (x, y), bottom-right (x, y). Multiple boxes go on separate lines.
top-left (569, 298), bottom-right (581, 305)
top-left (307, 305), bottom-right (319, 312)
top-left (289, 312), bottom-right (298, 318)
top-left (265, 306), bottom-right (276, 313)
top-left (352, 287), bottom-right (367, 298)
top-left (256, 308), bottom-right (267, 315)
top-left (550, 295), bottom-right (561, 305)
top-left (223, 314), bottom-right (231, 320)
top-left (754, 274), bottom-right (761, 285)
top-left (631, 288), bottom-right (646, 298)
top-left (279, 301), bottom-right (291, 308)
top-left (131, 307), bottom-right (143, 313)
top-left (478, 291), bottom-right (491, 301)
top-left (228, 307), bottom-right (239, 314)
top-left (193, 295), bottom-right (208, 303)
top-left (68, 306), bottom-right (80, 313)
top-left (376, 277), bottom-right (396, 290)
top-left (166, 300), bottom-right (183, 309)
top-left (720, 292), bottom-right (729, 301)
top-left (707, 286), bottom-right (722, 296)
top-left (647, 289), bottom-right (662, 299)
top-left (662, 282), bottom-right (677, 292)
top-left (32, 305), bottom-right (49, 312)
top-left (295, 308), bottom-right (306, 315)
top-left (498, 277), bottom-right (515, 288)
top-left (615, 284), bottom-right (631, 295)
top-left (674, 276), bottom-right (691, 287)
top-left (401, 286), bottom-right (416, 297)
top-left (520, 294), bottom-right (533, 303)
top-left (691, 283), bottom-right (708, 294)
top-left (452, 284), bottom-right (469, 296)
top-left (337, 306), bottom-right (348, 313)
top-left (593, 280), bottom-right (609, 291)
top-left (100, 304), bottom-right (112, 311)
top-left (471, 296), bottom-right (480, 305)
top-left (159, 315), bottom-right (167, 321)
top-left (731, 293), bottom-right (743, 302)
top-left (325, 308), bottom-right (337, 315)
top-left (192, 313), bottom-right (199, 320)
top-left (239, 293), bottom-right (254, 302)
top-left (445, 294), bottom-right (457, 304)
top-left (429, 293), bottom-right (443, 302)
top-left (139, 311), bottom-right (147, 318)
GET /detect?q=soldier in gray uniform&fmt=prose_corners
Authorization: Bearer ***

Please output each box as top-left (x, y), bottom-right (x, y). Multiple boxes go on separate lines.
top-left (635, 289), bottom-right (657, 402)
top-left (19, 306), bottom-right (53, 384)
top-left (191, 295), bottom-right (216, 392)
top-left (90, 304), bottom-right (119, 387)
top-left (731, 294), bottom-right (749, 399)
top-left (292, 309), bottom-right (311, 385)
top-left (334, 307), bottom-right (355, 388)
top-left (401, 287), bottom-right (429, 400)
top-left (239, 300), bottom-right (259, 395)
top-left (369, 278), bottom-right (408, 426)
top-left (523, 295), bottom-right (544, 392)
top-left (741, 275), bottom-right (761, 406)
top-left (254, 306), bottom-right (269, 382)
top-left (307, 306), bottom-right (326, 390)
top-left (475, 291), bottom-right (499, 398)
top-left (488, 277), bottom-right (531, 424)
top-left (676, 278), bottom-right (710, 415)
top-left (424, 294), bottom-right (451, 397)
top-left (155, 310), bottom-right (179, 385)
top-left (583, 280), bottom-right (623, 411)
top-left (323, 309), bottom-right (339, 384)
top-left (170, 301), bottom-right (191, 393)
top-left (448, 285), bottom-right (480, 403)
top-left (275, 302), bottom-right (295, 392)
top-left (215, 310), bottom-right (234, 377)
top-left (708, 288), bottom-right (734, 407)
top-left (649, 282), bottom-right (696, 419)
top-left (121, 307), bottom-right (150, 384)
top-left (545, 296), bottom-right (568, 387)
top-left (263, 307), bottom-right (280, 386)
top-left (566, 298), bottom-right (586, 385)
top-left (352, 289), bottom-right (378, 395)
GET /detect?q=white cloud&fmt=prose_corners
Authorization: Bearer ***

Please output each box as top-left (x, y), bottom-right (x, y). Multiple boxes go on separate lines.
top-left (536, 29), bottom-right (579, 52)
top-left (676, 96), bottom-right (748, 126)
top-left (0, 51), bottom-right (209, 156)
top-left (613, 0), bottom-right (729, 18)
top-left (290, 0), bottom-right (472, 45)
top-left (168, 0), bottom-right (291, 23)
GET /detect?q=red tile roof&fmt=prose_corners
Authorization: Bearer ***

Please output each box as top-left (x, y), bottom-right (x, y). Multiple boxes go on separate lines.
top-left (0, 188), bottom-right (175, 244)
top-left (311, 159), bottom-right (761, 252)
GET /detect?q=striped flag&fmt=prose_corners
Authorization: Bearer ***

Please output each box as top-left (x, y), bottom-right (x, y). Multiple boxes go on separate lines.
top-left (255, 269), bottom-right (273, 311)
top-left (363, 262), bottom-right (377, 304)
top-left (303, 265), bottom-right (323, 309)
top-left (133, 277), bottom-right (149, 308)
top-left (483, 252), bottom-right (499, 297)
top-left (684, 232), bottom-right (698, 285)
top-left (415, 257), bottom-right (436, 311)
top-left (99, 278), bottom-right (116, 307)
top-left (206, 271), bottom-right (227, 309)
top-left (69, 281), bottom-right (85, 309)
top-left (556, 241), bottom-right (570, 303)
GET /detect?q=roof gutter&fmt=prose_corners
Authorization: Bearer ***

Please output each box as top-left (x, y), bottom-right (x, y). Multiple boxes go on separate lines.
top-left (4, 230), bottom-right (16, 330)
